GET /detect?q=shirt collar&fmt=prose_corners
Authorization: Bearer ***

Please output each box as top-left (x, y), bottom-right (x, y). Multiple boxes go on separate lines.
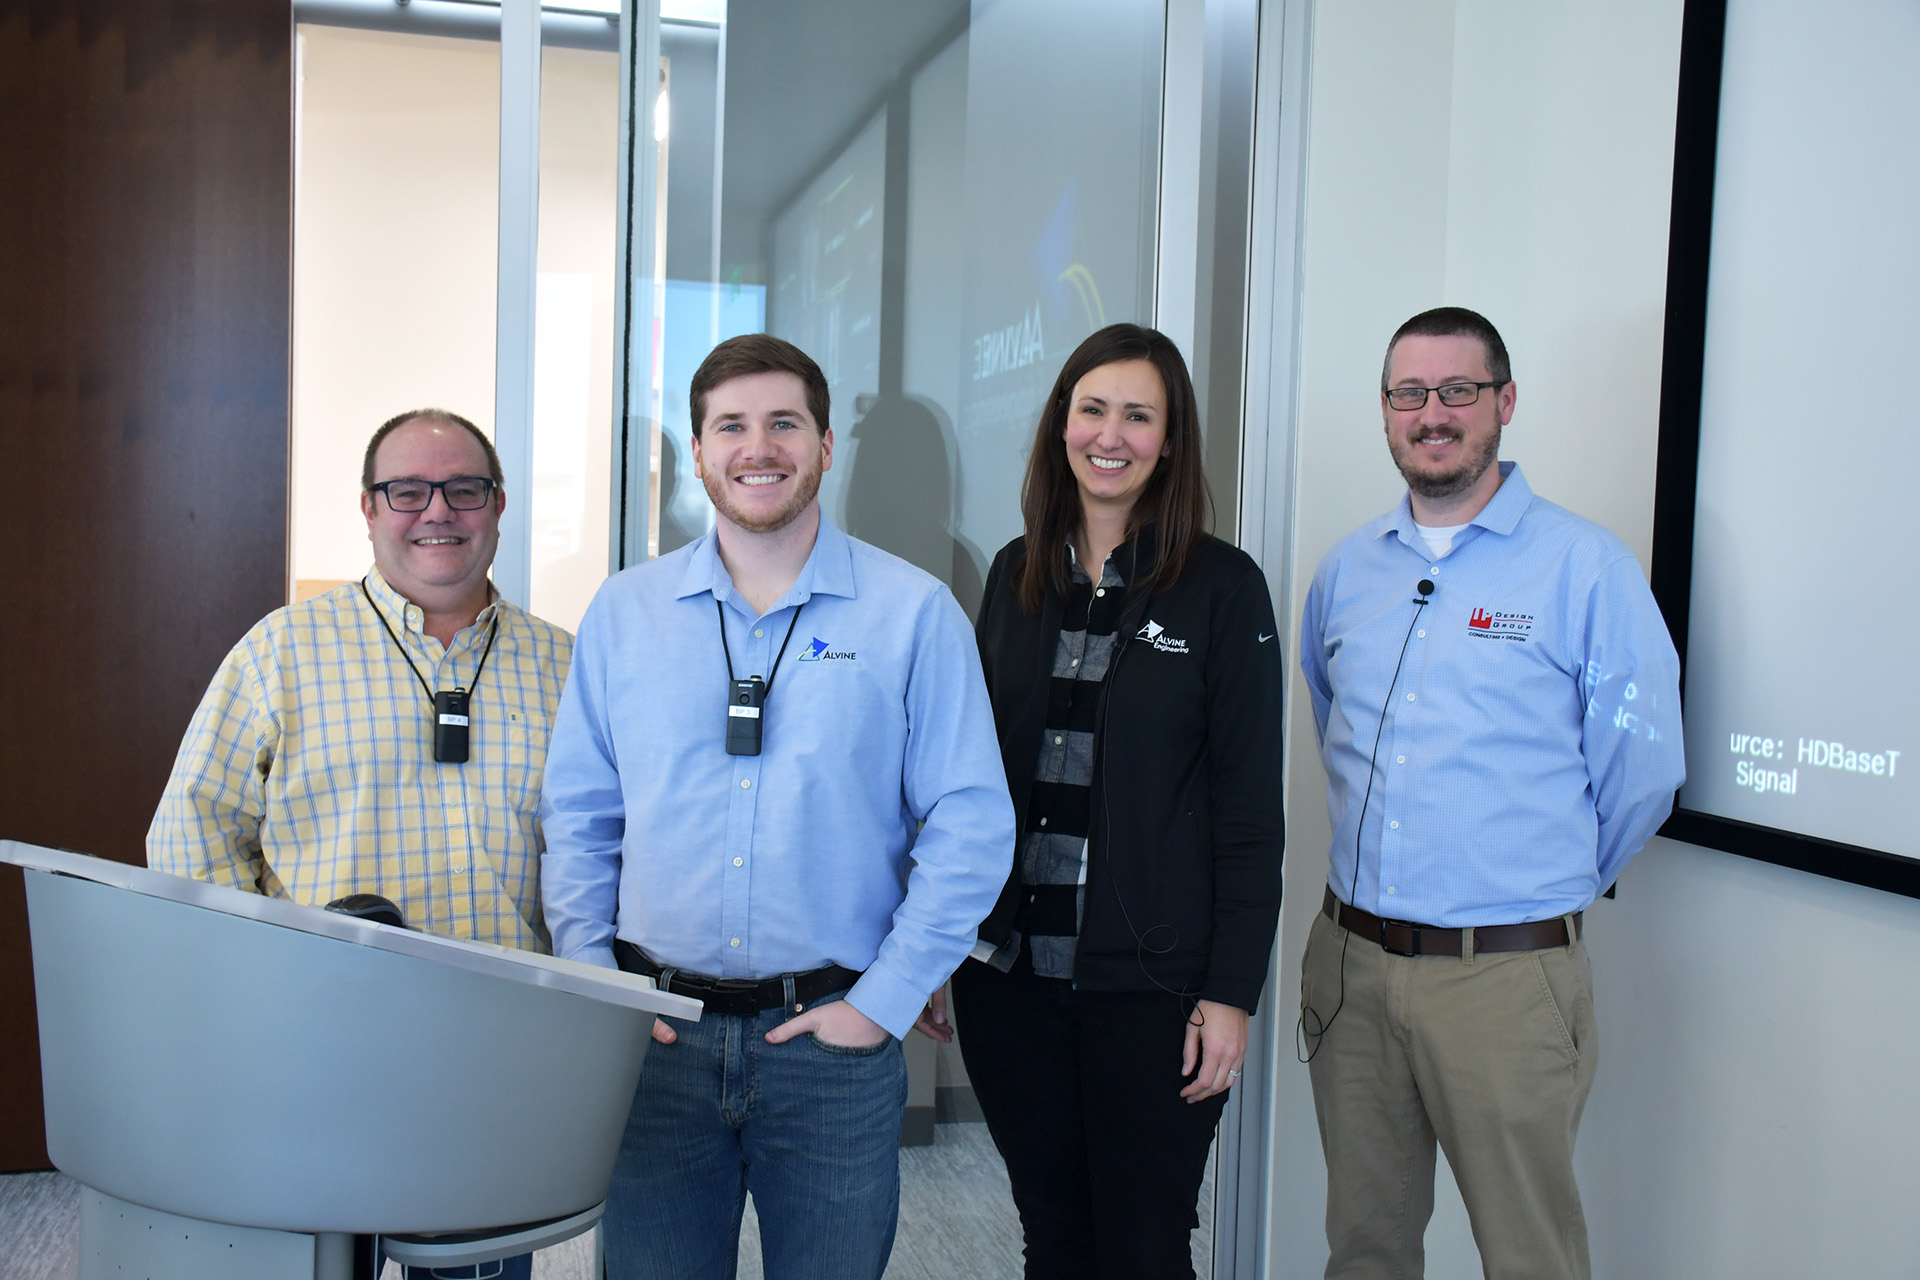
top-left (362, 568), bottom-right (504, 640)
top-left (1376, 461), bottom-right (1532, 549)
top-left (676, 512), bottom-right (858, 610)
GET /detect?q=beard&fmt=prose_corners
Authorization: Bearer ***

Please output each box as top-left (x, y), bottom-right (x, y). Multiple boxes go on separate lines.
top-left (1388, 422), bottom-right (1501, 501)
top-left (703, 455), bottom-right (825, 534)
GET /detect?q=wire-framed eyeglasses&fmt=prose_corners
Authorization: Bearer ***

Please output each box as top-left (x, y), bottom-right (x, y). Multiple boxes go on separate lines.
top-left (368, 476), bottom-right (497, 512)
top-left (1383, 380), bottom-right (1507, 411)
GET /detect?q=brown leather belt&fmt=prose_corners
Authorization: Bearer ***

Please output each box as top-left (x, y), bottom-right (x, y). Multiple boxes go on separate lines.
top-left (1322, 887), bottom-right (1578, 957)
top-left (614, 939), bottom-right (862, 1017)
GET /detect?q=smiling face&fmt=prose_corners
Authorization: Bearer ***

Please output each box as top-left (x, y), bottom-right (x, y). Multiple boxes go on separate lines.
top-left (1062, 358), bottom-right (1170, 524)
top-left (691, 369), bottom-right (833, 535)
top-left (1381, 333), bottom-right (1515, 510)
top-left (360, 416), bottom-right (503, 609)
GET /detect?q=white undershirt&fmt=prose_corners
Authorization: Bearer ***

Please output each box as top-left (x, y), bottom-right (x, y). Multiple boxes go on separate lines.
top-left (1413, 519), bottom-right (1469, 560)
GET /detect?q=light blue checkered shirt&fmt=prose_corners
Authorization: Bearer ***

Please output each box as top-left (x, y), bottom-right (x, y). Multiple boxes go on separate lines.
top-left (1300, 463), bottom-right (1686, 927)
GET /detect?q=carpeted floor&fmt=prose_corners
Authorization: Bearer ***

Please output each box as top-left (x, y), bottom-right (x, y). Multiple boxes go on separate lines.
top-left (0, 1123), bottom-right (1213, 1280)
top-left (0, 1172), bottom-right (76, 1280)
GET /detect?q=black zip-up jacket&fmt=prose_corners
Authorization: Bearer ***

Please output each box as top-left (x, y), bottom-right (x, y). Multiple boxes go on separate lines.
top-left (973, 532), bottom-right (1286, 1012)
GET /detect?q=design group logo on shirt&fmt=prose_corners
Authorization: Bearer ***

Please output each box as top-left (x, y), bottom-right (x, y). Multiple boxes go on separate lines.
top-left (1136, 619), bottom-right (1190, 655)
top-left (1466, 608), bottom-right (1534, 642)
top-left (797, 637), bottom-right (857, 663)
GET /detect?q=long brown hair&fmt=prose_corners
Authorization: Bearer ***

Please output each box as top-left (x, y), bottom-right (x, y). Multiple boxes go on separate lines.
top-left (1014, 323), bottom-right (1212, 612)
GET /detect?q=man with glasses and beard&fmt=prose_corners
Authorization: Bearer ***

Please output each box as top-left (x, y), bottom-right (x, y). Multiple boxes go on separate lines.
top-left (540, 333), bottom-right (1012, 1280)
top-left (150, 407), bottom-right (573, 1280)
top-left (1297, 308), bottom-right (1685, 1280)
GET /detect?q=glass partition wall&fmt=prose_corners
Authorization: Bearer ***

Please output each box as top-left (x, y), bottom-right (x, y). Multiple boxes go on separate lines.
top-left (290, 0), bottom-right (625, 632)
top-left (290, 0), bottom-right (1246, 621)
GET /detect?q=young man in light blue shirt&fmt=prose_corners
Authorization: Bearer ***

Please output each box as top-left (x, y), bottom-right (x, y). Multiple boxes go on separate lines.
top-left (1298, 307), bottom-right (1685, 1280)
top-left (540, 334), bottom-right (1014, 1280)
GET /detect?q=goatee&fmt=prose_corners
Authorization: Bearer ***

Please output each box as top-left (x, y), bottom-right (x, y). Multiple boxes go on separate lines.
top-left (1391, 425), bottom-right (1500, 501)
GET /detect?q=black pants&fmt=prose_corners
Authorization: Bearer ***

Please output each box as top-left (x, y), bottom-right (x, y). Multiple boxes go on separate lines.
top-left (951, 954), bottom-right (1229, 1280)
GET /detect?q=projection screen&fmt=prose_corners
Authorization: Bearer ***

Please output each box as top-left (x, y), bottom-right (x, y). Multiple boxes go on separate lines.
top-left (1652, 0), bottom-right (1920, 895)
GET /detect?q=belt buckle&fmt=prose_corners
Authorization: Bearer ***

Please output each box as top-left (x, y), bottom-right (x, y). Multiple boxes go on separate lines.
top-left (1380, 919), bottom-right (1419, 957)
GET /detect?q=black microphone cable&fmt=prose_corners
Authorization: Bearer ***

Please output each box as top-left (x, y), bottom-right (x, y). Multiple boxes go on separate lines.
top-left (1297, 577), bottom-right (1433, 1062)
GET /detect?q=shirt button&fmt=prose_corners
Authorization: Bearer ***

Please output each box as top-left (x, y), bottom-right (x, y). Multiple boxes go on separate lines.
top-left (1054, 736), bottom-right (1063, 745)
top-left (733, 857), bottom-right (744, 867)
top-left (753, 628), bottom-right (764, 638)
top-left (1396, 755), bottom-right (1405, 764)
top-left (1386, 886), bottom-right (1397, 895)
top-left (1430, 566), bottom-right (1440, 574)
top-left (730, 938), bottom-right (740, 947)
top-left (1039, 817), bottom-right (1048, 827)
top-left (1071, 658), bottom-right (1080, 668)
top-left (1406, 693), bottom-right (1416, 701)
top-left (1417, 629), bottom-right (1426, 638)
top-left (741, 779), bottom-right (752, 789)
top-left (1390, 820), bottom-right (1400, 829)
top-left (1095, 588), bottom-right (1106, 597)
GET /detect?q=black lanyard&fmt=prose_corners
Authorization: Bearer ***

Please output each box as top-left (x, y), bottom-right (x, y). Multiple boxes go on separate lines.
top-left (359, 579), bottom-right (499, 763)
top-left (717, 598), bottom-right (803, 756)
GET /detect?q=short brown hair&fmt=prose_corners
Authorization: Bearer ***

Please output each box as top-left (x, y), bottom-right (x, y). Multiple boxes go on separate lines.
top-left (361, 409), bottom-right (503, 490)
top-left (688, 334), bottom-right (830, 437)
top-left (1381, 306), bottom-right (1512, 390)
top-left (1015, 323), bottom-right (1212, 613)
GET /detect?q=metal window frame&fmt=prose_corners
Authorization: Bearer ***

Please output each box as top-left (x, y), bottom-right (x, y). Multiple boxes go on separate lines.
top-left (1203, 0), bottom-right (1316, 1274)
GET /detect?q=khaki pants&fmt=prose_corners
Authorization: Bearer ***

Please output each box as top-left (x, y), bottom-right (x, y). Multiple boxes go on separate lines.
top-left (1300, 908), bottom-right (1598, 1280)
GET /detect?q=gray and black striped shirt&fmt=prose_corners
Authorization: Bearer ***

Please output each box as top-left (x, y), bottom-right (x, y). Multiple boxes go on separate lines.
top-left (985, 546), bottom-right (1127, 979)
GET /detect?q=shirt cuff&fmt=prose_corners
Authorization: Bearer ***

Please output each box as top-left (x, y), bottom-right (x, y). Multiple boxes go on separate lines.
top-left (845, 967), bottom-right (924, 1040)
top-left (567, 943), bottom-right (620, 972)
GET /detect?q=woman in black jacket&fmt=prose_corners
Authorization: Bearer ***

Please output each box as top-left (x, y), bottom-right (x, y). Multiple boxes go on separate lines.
top-left (947, 324), bottom-right (1285, 1278)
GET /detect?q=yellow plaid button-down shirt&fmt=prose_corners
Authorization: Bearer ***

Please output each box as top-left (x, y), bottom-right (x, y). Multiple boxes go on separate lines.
top-left (148, 571), bottom-right (574, 952)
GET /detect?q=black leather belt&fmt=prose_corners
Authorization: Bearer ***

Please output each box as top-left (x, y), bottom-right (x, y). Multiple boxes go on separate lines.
top-left (613, 939), bottom-right (862, 1017)
top-left (1323, 887), bottom-right (1579, 957)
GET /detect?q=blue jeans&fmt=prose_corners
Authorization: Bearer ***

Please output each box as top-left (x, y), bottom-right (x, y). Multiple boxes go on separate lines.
top-left (602, 987), bottom-right (908, 1280)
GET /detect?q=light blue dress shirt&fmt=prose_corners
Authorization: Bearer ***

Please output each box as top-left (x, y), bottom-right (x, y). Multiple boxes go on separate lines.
top-left (540, 516), bottom-right (1015, 1037)
top-left (1300, 463), bottom-right (1685, 927)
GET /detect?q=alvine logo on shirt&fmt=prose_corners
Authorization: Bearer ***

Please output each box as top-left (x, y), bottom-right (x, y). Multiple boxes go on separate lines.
top-left (796, 637), bottom-right (857, 662)
top-left (1135, 619), bottom-right (1190, 654)
top-left (1467, 608), bottom-right (1534, 642)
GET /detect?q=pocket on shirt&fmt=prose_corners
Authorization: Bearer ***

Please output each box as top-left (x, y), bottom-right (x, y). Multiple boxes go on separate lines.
top-left (493, 702), bottom-right (552, 815)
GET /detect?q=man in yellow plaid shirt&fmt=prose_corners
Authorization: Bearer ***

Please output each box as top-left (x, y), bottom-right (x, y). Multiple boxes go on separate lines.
top-left (148, 408), bottom-right (573, 959)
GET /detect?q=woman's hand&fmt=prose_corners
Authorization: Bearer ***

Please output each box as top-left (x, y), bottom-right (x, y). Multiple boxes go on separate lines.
top-left (912, 985), bottom-right (954, 1043)
top-left (1180, 999), bottom-right (1248, 1102)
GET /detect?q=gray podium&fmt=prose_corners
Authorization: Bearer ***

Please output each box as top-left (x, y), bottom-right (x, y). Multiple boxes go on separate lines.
top-left (0, 840), bottom-right (701, 1280)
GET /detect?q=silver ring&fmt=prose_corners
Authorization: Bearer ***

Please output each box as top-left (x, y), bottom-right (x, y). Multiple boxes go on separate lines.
top-left (1227, 1068), bottom-right (1242, 1079)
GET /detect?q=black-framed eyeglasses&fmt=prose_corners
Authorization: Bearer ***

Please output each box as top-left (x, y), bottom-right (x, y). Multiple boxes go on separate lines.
top-left (368, 476), bottom-right (496, 512)
top-left (1383, 380), bottom-right (1507, 411)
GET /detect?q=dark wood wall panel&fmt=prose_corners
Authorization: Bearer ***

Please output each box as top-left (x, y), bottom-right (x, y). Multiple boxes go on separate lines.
top-left (0, 0), bottom-right (291, 1171)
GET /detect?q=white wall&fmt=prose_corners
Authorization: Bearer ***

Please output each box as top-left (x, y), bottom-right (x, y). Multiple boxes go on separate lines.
top-left (1264, 2), bottom-right (1920, 1276)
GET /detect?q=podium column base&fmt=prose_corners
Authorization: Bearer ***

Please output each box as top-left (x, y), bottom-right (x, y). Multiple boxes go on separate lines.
top-left (79, 1186), bottom-right (342, 1280)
